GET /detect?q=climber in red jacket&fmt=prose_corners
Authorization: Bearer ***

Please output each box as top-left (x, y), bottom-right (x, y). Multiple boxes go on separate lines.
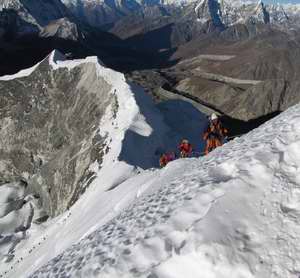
top-left (178, 139), bottom-right (193, 158)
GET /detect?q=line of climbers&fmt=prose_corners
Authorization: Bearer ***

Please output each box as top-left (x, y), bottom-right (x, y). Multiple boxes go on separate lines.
top-left (159, 113), bottom-right (228, 168)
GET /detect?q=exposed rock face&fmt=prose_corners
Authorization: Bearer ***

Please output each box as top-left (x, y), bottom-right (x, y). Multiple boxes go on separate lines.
top-left (177, 77), bottom-right (288, 121)
top-left (0, 8), bottom-right (38, 39)
top-left (0, 51), bottom-right (115, 216)
top-left (195, 0), bottom-right (300, 29)
top-left (109, 4), bottom-right (172, 39)
top-left (0, 0), bottom-right (72, 28)
top-left (195, 0), bottom-right (224, 29)
top-left (62, 0), bottom-right (143, 28)
top-left (0, 0), bottom-right (83, 41)
top-left (61, 0), bottom-right (191, 28)
top-left (172, 33), bottom-right (300, 121)
top-left (40, 17), bottom-right (81, 41)
top-left (127, 23), bottom-right (300, 125)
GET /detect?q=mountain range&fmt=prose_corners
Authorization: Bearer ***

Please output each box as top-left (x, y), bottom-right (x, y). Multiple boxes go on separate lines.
top-left (1, 0), bottom-right (300, 125)
top-left (1, 0), bottom-right (300, 277)
top-left (2, 0), bottom-right (300, 37)
top-left (61, 0), bottom-right (300, 30)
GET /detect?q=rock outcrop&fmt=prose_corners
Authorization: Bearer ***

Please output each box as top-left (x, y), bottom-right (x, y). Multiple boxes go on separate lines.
top-left (0, 50), bottom-right (115, 216)
top-left (0, 49), bottom-right (207, 220)
top-left (40, 17), bottom-right (82, 41)
top-left (0, 0), bottom-right (72, 29)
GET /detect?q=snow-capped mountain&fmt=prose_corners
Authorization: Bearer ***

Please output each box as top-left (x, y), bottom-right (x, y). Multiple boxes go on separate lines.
top-left (0, 52), bottom-right (300, 277)
top-left (0, 0), bottom-right (81, 40)
top-left (61, 0), bottom-right (151, 28)
top-left (0, 0), bottom-right (71, 28)
top-left (0, 0), bottom-right (140, 77)
top-left (62, 0), bottom-right (300, 30)
top-left (195, 0), bottom-right (300, 28)
top-left (1, 0), bottom-right (300, 41)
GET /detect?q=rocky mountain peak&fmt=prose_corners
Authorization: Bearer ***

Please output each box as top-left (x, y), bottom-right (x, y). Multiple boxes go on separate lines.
top-left (0, 0), bottom-right (71, 28)
top-left (61, 0), bottom-right (300, 31)
top-left (194, 0), bottom-right (300, 28)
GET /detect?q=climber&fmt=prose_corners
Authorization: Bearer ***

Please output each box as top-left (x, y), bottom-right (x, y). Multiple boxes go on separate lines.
top-left (178, 139), bottom-right (193, 158)
top-left (167, 151), bottom-right (176, 162)
top-left (159, 152), bottom-right (176, 168)
top-left (203, 113), bottom-right (228, 155)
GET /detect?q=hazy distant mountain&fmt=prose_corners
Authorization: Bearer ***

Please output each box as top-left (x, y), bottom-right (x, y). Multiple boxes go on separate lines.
top-left (61, 0), bottom-right (300, 30)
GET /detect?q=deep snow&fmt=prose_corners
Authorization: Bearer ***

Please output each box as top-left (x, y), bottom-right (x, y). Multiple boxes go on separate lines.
top-left (40, 103), bottom-right (300, 278)
top-left (0, 52), bottom-right (208, 277)
top-left (1, 94), bottom-right (300, 277)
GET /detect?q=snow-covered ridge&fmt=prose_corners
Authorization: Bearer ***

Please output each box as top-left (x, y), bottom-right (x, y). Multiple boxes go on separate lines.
top-left (0, 50), bottom-right (101, 81)
top-left (0, 62), bottom-right (41, 81)
top-left (0, 50), bottom-right (208, 276)
top-left (12, 90), bottom-right (300, 277)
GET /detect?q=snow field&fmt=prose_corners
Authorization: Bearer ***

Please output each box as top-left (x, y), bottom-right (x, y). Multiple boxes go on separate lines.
top-left (0, 181), bottom-right (42, 266)
top-left (28, 104), bottom-right (300, 277)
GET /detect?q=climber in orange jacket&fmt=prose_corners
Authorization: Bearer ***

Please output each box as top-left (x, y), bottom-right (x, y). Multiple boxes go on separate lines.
top-left (178, 139), bottom-right (193, 158)
top-left (203, 113), bottom-right (228, 155)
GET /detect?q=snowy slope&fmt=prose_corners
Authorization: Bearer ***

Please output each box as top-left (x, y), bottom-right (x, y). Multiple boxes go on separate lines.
top-left (0, 181), bottom-right (45, 264)
top-left (1, 88), bottom-right (300, 277)
top-left (0, 51), bottom-right (208, 277)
